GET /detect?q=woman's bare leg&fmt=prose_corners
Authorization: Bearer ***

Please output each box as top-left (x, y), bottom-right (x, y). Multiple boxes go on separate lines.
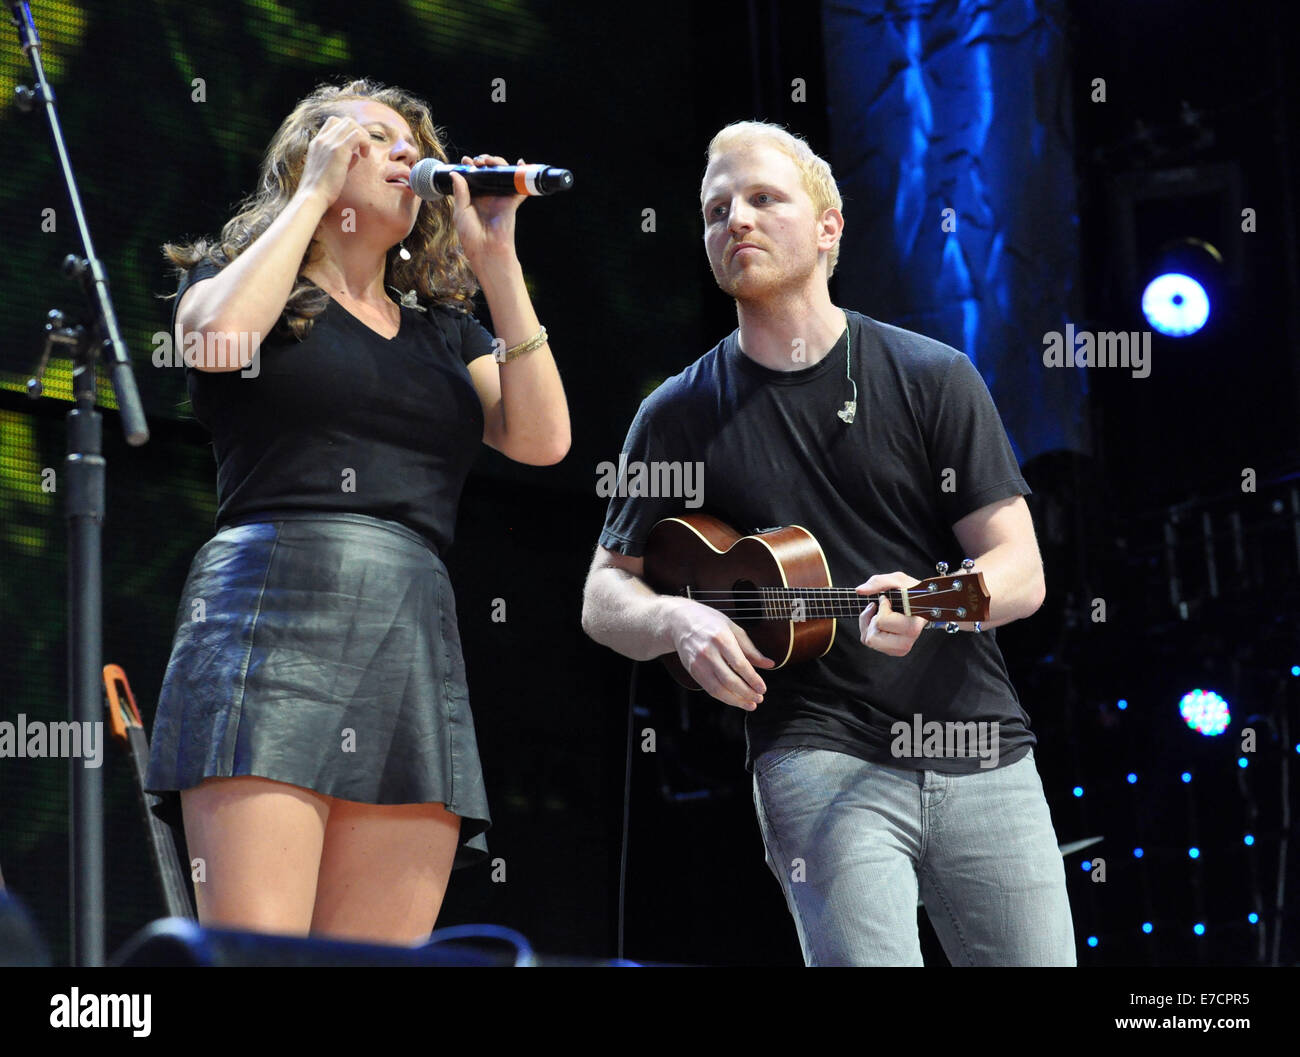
top-left (180, 775), bottom-right (329, 935)
top-left (309, 800), bottom-right (460, 945)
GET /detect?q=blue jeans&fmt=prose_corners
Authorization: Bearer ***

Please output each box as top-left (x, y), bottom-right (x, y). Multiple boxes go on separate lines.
top-left (752, 746), bottom-right (1076, 966)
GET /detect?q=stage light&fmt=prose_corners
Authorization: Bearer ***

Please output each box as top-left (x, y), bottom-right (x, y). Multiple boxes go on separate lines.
top-left (1133, 847), bottom-right (1144, 858)
top-left (1193, 923), bottom-right (1206, 936)
top-left (1082, 860), bottom-right (1092, 871)
top-left (1087, 935), bottom-right (1099, 948)
top-left (1244, 834), bottom-right (1254, 846)
top-left (1290, 665), bottom-right (1299, 677)
top-left (1142, 922), bottom-right (1153, 934)
top-left (1181, 771), bottom-right (1193, 782)
top-left (1126, 772), bottom-right (1138, 784)
top-left (1117, 698), bottom-right (1129, 710)
top-left (1189, 846), bottom-right (1201, 859)
top-left (1139, 237), bottom-right (1223, 337)
top-left (1072, 785), bottom-right (1084, 797)
top-left (1248, 913), bottom-right (1259, 924)
top-left (1142, 273), bottom-right (1210, 336)
top-left (1237, 756), bottom-right (1248, 768)
top-left (1178, 689), bottom-right (1230, 735)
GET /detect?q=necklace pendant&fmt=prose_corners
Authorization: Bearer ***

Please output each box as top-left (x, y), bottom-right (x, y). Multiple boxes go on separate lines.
top-left (837, 400), bottom-right (857, 424)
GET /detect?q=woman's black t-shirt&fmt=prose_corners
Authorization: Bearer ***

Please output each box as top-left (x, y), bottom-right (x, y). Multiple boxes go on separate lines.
top-left (173, 260), bottom-right (493, 553)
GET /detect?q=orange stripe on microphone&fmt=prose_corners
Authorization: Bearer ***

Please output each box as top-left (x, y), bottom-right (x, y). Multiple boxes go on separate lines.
top-left (514, 168), bottom-right (529, 195)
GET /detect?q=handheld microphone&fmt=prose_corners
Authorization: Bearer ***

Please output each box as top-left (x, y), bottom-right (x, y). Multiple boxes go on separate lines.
top-left (408, 160), bottom-right (574, 200)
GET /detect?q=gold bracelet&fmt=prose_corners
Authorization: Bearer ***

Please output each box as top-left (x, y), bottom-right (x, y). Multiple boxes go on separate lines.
top-left (500, 326), bottom-right (548, 362)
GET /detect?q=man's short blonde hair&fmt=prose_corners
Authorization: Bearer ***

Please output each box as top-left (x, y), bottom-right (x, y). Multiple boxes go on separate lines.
top-left (703, 120), bottom-right (843, 277)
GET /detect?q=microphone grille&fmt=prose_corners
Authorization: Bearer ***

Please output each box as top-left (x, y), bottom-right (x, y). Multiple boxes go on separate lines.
top-left (408, 159), bottom-right (444, 200)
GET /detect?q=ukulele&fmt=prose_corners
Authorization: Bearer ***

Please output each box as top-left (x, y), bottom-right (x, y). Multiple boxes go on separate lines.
top-left (642, 514), bottom-right (991, 690)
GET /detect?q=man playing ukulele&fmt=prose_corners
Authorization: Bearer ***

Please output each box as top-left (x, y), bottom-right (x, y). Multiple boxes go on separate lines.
top-left (581, 121), bottom-right (1074, 966)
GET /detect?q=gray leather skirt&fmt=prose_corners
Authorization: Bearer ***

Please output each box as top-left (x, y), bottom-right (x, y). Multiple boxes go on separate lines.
top-left (144, 510), bottom-right (490, 870)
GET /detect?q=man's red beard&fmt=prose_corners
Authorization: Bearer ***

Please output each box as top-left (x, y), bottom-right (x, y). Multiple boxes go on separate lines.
top-left (713, 250), bottom-right (816, 305)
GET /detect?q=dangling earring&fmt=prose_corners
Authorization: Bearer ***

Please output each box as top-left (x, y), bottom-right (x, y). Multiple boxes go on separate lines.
top-left (398, 242), bottom-right (411, 261)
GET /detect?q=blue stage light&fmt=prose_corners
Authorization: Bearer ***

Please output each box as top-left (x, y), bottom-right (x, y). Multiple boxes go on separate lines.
top-left (1142, 922), bottom-right (1153, 934)
top-left (1142, 273), bottom-right (1210, 336)
top-left (1189, 846), bottom-right (1201, 859)
top-left (1179, 689), bottom-right (1230, 735)
top-left (1238, 756), bottom-right (1249, 768)
top-left (1087, 935), bottom-right (1098, 948)
top-left (1244, 834), bottom-right (1255, 846)
top-left (1193, 923), bottom-right (1206, 936)
top-left (1248, 913), bottom-right (1259, 924)
top-left (1117, 698), bottom-right (1129, 710)
top-left (1181, 771), bottom-right (1192, 783)
top-left (1072, 786), bottom-right (1083, 798)
top-left (1133, 847), bottom-right (1144, 858)
top-left (1126, 772), bottom-right (1137, 784)
top-left (1082, 860), bottom-right (1091, 871)
top-left (1290, 665), bottom-right (1299, 677)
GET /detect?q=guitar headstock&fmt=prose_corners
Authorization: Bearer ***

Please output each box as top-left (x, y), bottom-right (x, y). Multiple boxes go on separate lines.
top-left (103, 663), bottom-right (143, 743)
top-left (910, 559), bottom-right (990, 629)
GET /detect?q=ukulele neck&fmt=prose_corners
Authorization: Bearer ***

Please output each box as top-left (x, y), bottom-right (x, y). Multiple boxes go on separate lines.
top-left (687, 583), bottom-right (979, 622)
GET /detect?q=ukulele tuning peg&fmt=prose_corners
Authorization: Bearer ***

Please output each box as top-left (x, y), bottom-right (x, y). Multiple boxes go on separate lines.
top-left (935, 561), bottom-right (949, 575)
top-left (961, 558), bottom-right (975, 570)
top-left (945, 622), bottom-right (960, 634)
top-left (973, 622), bottom-right (983, 633)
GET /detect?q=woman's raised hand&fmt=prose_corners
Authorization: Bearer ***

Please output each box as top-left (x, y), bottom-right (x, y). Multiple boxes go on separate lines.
top-left (297, 115), bottom-right (371, 208)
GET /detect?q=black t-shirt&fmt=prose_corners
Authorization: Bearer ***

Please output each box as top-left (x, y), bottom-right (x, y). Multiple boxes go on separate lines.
top-left (597, 310), bottom-right (1035, 774)
top-left (173, 260), bottom-right (493, 552)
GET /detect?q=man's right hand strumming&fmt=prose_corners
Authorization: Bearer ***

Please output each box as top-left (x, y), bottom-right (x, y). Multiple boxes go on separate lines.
top-left (666, 601), bottom-right (773, 711)
top-left (582, 545), bottom-right (773, 712)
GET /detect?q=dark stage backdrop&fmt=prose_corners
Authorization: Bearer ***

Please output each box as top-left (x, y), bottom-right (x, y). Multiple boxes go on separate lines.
top-left (2, 0), bottom-right (1296, 968)
top-left (823, 0), bottom-right (1086, 464)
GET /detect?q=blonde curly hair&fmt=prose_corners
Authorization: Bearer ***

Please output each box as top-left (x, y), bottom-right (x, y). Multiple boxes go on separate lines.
top-left (162, 78), bottom-right (477, 339)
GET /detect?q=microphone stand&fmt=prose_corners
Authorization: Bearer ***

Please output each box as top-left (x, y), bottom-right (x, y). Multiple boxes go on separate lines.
top-left (10, 1), bottom-right (151, 967)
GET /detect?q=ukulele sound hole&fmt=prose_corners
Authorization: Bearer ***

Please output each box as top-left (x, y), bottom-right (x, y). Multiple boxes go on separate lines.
top-left (733, 579), bottom-right (760, 621)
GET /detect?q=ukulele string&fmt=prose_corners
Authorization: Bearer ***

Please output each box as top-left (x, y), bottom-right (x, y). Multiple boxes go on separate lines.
top-left (704, 609), bottom-right (970, 618)
top-left (687, 587), bottom-right (968, 600)
top-left (688, 585), bottom-right (973, 619)
top-left (687, 583), bottom-right (967, 592)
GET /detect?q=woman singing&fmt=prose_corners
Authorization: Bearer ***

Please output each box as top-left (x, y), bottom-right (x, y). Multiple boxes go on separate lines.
top-left (145, 79), bottom-right (569, 945)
